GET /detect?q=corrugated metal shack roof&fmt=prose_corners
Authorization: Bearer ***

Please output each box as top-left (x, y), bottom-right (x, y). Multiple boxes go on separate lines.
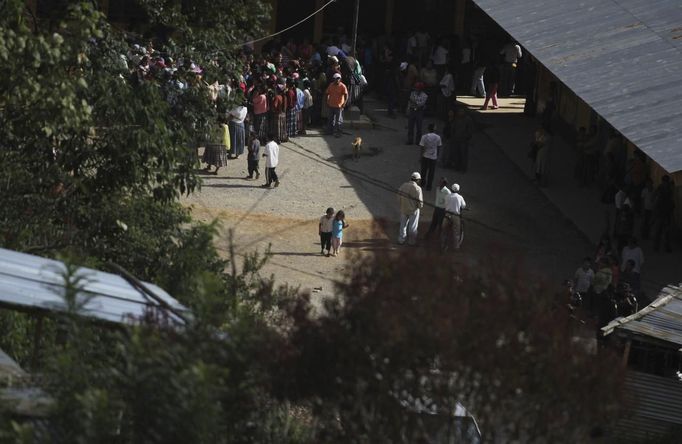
top-left (615, 370), bottom-right (682, 443)
top-left (602, 284), bottom-right (682, 346)
top-left (472, 0), bottom-right (682, 173)
top-left (0, 248), bottom-right (189, 326)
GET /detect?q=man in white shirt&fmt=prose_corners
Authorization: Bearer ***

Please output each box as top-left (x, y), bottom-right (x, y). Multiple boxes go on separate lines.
top-left (431, 40), bottom-right (449, 74)
top-left (621, 237), bottom-right (644, 274)
top-left (419, 124), bottom-right (442, 191)
top-left (443, 183), bottom-right (466, 250)
top-left (573, 257), bottom-right (594, 294)
top-left (499, 41), bottom-right (522, 96)
top-left (398, 172), bottom-right (424, 245)
top-left (261, 134), bottom-right (280, 188)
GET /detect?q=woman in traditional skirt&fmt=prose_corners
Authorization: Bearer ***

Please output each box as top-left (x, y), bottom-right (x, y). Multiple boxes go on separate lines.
top-left (270, 84), bottom-right (288, 143)
top-left (203, 117), bottom-right (230, 175)
top-left (228, 103), bottom-right (247, 159)
top-left (252, 85), bottom-right (269, 141)
top-left (285, 78), bottom-right (298, 139)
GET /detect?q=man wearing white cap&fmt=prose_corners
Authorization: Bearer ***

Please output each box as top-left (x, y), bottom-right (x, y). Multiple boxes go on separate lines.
top-left (398, 172), bottom-right (424, 245)
top-left (443, 183), bottom-right (466, 249)
top-left (326, 72), bottom-right (348, 137)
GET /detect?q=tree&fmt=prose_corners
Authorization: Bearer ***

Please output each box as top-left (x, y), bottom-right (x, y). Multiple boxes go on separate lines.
top-left (276, 249), bottom-right (626, 443)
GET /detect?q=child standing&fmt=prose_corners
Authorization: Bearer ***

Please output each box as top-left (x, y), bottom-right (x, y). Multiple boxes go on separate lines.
top-left (245, 131), bottom-right (261, 180)
top-left (331, 210), bottom-right (349, 257)
top-left (319, 207), bottom-right (335, 256)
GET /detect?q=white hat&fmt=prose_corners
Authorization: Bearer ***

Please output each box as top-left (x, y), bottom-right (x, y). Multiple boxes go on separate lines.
top-left (329, 55), bottom-right (339, 64)
top-left (400, 62), bottom-right (408, 71)
top-left (411, 172), bottom-right (421, 180)
top-left (451, 183), bottom-right (460, 192)
top-left (332, 73), bottom-right (342, 79)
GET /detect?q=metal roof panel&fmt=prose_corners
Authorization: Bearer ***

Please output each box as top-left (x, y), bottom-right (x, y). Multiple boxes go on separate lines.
top-left (473, 0), bottom-right (682, 172)
top-left (0, 248), bottom-right (189, 326)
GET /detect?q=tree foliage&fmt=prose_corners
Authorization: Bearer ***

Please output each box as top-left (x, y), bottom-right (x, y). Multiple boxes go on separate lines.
top-left (276, 250), bottom-right (626, 443)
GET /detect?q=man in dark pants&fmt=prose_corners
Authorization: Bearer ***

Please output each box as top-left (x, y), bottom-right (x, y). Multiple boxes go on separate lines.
top-left (406, 82), bottom-right (427, 145)
top-left (425, 177), bottom-right (451, 240)
top-left (418, 123), bottom-right (442, 191)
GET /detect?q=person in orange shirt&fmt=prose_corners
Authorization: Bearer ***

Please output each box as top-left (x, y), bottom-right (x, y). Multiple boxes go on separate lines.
top-left (326, 73), bottom-right (348, 137)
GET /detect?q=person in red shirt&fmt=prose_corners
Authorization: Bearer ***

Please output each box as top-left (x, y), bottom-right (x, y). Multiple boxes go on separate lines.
top-left (325, 73), bottom-right (348, 137)
top-left (270, 85), bottom-right (288, 143)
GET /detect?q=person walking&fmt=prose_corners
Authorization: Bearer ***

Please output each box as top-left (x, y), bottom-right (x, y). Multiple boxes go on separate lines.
top-left (202, 116), bottom-right (230, 175)
top-left (331, 210), bottom-right (349, 257)
top-left (326, 73), bottom-right (348, 137)
top-left (481, 60), bottom-right (500, 110)
top-left (245, 130), bottom-right (260, 180)
top-left (406, 82), bottom-right (428, 145)
top-left (228, 103), bottom-right (247, 159)
top-left (398, 172), bottom-right (424, 245)
top-left (261, 133), bottom-right (280, 188)
top-left (425, 177), bottom-right (451, 240)
top-left (443, 183), bottom-right (467, 250)
top-left (418, 123), bottom-right (442, 191)
top-left (319, 207), bottom-right (335, 256)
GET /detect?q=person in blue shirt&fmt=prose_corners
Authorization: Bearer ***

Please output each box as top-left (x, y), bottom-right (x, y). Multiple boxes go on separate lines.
top-left (331, 210), bottom-right (349, 257)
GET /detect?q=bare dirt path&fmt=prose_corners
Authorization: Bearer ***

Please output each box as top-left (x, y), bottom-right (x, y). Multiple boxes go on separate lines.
top-left (183, 96), bottom-right (595, 304)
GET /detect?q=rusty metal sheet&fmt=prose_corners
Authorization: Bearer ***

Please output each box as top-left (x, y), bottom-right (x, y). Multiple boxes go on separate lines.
top-left (472, 0), bottom-right (682, 172)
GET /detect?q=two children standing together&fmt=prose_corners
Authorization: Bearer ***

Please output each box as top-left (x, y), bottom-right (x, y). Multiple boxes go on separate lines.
top-left (318, 207), bottom-right (349, 257)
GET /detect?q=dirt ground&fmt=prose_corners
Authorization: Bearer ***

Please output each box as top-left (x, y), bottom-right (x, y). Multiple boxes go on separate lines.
top-left (183, 96), bottom-right (596, 304)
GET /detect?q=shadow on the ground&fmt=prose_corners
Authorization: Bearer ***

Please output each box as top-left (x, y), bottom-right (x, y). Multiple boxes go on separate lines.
top-left (204, 183), bottom-right (262, 189)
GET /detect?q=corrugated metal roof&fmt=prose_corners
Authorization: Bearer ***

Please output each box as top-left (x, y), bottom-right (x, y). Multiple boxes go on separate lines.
top-left (602, 284), bottom-right (682, 345)
top-left (614, 370), bottom-right (682, 442)
top-left (472, 0), bottom-right (682, 173)
top-left (0, 248), bottom-right (189, 326)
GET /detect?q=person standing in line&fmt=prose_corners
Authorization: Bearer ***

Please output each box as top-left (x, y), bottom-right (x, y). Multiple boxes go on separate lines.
top-left (481, 60), bottom-right (500, 110)
top-left (245, 130), bottom-right (260, 180)
top-left (443, 183), bottom-right (466, 250)
top-left (252, 85), bottom-right (269, 142)
top-left (418, 123), bottom-right (442, 191)
top-left (302, 79), bottom-right (314, 134)
top-left (330, 210), bottom-right (349, 257)
top-left (326, 73), bottom-right (348, 137)
top-left (574, 256), bottom-right (595, 307)
top-left (470, 62), bottom-right (486, 98)
top-left (285, 78), bottom-right (298, 139)
top-left (499, 40), bottom-right (522, 97)
top-left (271, 85), bottom-right (288, 143)
top-left (202, 116), bottom-right (230, 175)
top-left (406, 82), bottom-right (428, 145)
top-left (621, 236), bottom-right (643, 282)
top-left (228, 102), bottom-right (247, 159)
top-left (319, 207), bottom-right (335, 256)
top-left (425, 177), bottom-right (451, 240)
top-left (398, 172), bottom-right (424, 245)
top-left (438, 65), bottom-right (456, 120)
top-left (295, 79), bottom-right (306, 135)
top-left (261, 133), bottom-right (280, 188)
